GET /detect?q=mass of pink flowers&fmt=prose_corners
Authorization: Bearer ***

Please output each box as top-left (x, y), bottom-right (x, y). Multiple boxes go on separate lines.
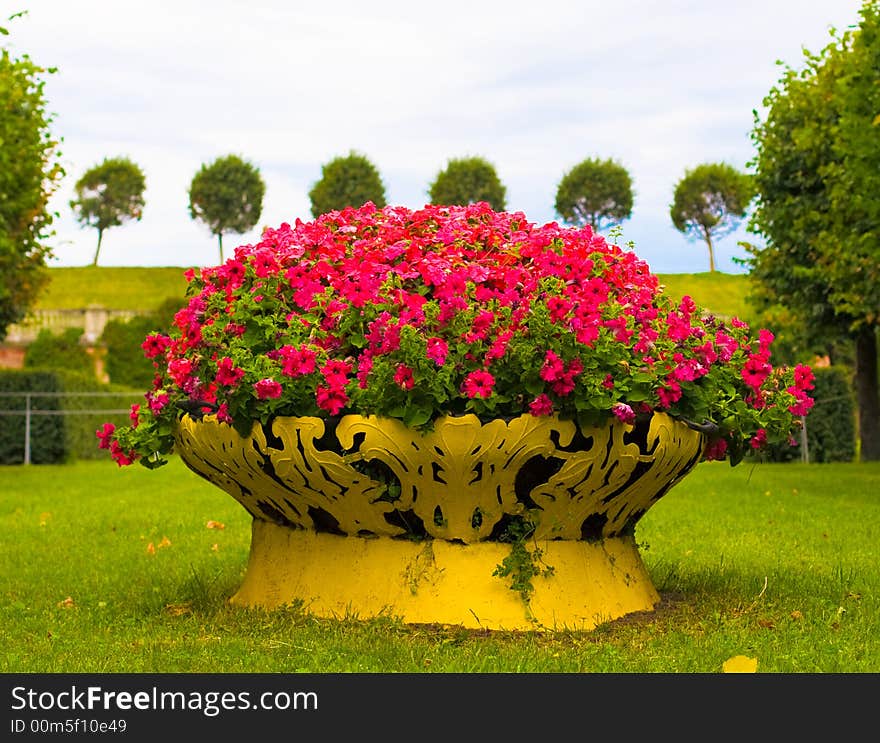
top-left (99, 201), bottom-right (813, 469)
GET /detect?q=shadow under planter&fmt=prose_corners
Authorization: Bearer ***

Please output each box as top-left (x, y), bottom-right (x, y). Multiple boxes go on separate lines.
top-left (174, 411), bottom-right (705, 631)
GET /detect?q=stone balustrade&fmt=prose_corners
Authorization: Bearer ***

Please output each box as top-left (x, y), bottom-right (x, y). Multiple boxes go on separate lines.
top-left (4, 306), bottom-right (143, 345)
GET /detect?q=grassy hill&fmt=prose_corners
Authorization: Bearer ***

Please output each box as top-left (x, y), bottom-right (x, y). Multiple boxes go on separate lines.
top-left (34, 266), bottom-right (756, 321)
top-left (655, 272), bottom-right (754, 321)
top-left (36, 267), bottom-right (193, 311)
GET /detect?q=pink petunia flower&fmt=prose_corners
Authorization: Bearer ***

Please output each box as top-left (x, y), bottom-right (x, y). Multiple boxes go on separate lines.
top-left (462, 370), bottom-right (495, 399)
top-left (529, 394), bottom-right (554, 417)
top-left (96, 422), bottom-right (116, 450)
top-left (612, 402), bottom-right (636, 424)
top-left (254, 378), bottom-right (282, 400)
top-left (394, 364), bottom-right (415, 390)
top-left (215, 357), bottom-right (245, 387)
top-left (426, 337), bottom-right (448, 366)
top-left (750, 428), bottom-right (768, 449)
top-left (316, 385), bottom-right (348, 415)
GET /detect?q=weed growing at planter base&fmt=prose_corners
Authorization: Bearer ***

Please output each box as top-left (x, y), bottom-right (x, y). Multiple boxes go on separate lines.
top-left (1, 459), bottom-right (878, 673)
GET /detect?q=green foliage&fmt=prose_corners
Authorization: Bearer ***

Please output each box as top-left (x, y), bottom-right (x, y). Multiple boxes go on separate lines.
top-left (308, 151), bottom-right (387, 218)
top-left (24, 327), bottom-right (94, 378)
top-left (670, 162), bottom-right (753, 272)
top-left (805, 366), bottom-right (857, 463)
top-left (746, 0), bottom-right (880, 461)
top-left (0, 19), bottom-right (64, 342)
top-left (188, 154), bottom-right (265, 263)
top-left (743, 30), bottom-right (845, 348)
top-left (492, 516), bottom-right (554, 607)
top-left (0, 368), bottom-right (136, 463)
top-left (100, 298), bottom-right (181, 388)
top-left (428, 156), bottom-right (507, 211)
top-left (69, 156), bottom-right (146, 266)
top-left (554, 157), bottom-right (633, 232)
top-left (744, 298), bottom-right (854, 368)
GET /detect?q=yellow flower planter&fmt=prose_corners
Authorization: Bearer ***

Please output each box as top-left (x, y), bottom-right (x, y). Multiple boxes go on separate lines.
top-left (175, 411), bottom-right (704, 631)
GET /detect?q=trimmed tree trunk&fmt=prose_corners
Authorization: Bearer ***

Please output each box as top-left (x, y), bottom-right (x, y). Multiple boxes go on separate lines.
top-left (703, 228), bottom-right (716, 273)
top-left (92, 229), bottom-right (103, 267)
top-left (217, 232), bottom-right (224, 263)
top-left (854, 324), bottom-right (880, 462)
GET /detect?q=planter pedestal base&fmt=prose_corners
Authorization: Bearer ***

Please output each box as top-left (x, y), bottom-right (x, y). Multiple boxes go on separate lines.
top-left (231, 520), bottom-right (661, 632)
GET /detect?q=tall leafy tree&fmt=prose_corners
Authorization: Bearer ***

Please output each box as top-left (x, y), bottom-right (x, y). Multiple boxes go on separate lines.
top-left (669, 162), bottom-right (753, 273)
top-left (747, 0), bottom-right (880, 461)
top-left (0, 13), bottom-right (64, 341)
top-left (188, 154), bottom-right (265, 263)
top-left (70, 157), bottom-right (146, 266)
top-left (308, 151), bottom-right (386, 218)
top-left (554, 157), bottom-right (633, 232)
top-left (428, 156), bottom-right (507, 211)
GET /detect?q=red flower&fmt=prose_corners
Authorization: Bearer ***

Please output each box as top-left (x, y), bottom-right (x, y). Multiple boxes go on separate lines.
top-left (141, 334), bottom-right (171, 360)
top-left (462, 370), bottom-right (495, 399)
top-left (109, 440), bottom-right (137, 467)
top-left (146, 391), bottom-right (170, 414)
top-left (539, 351), bottom-right (565, 382)
top-left (793, 364), bottom-right (814, 391)
top-left (750, 428), bottom-right (768, 449)
top-left (786, 387), bottom-right (814, 417)
top-left (96, 422), bottom-right (116, 450)
top-left (316, 385), bottom-right (348, 415)
top-left (393, 364), bottom-right (415, 390)
top-left (215, 357), bottom-right (245, 387)
top-left (426, 337), bottom-right (448, 366)
top-left (741, 355), bottom-right (771, 390)
top-left (321, 359), bottom-right (351, 388)
top-left (280, 345), bottom-right (317, 377)
top-left (254, 378), bottom-right (282, 400)
top-left (529, 394), bottom-right (554, 416)
top-left (703, 438), bottom-right (728, 461)
top-left (612, 402), bottom-right (636, 424)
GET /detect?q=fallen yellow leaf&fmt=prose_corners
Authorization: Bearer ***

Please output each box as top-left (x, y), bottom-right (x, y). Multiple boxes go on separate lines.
top-left (39, 512), bottom-right (52, 526)
top-left (790, 610), bottom-right (804, 620)
top-left (211, 543), bottom-right (220, 552)
top-left (164, 603), bottom-right (192, 616)
top-left (146, 542), bottom-right (156, 555)
top-left (722, 655), bottom-right (758, 673)
top-left (157, 536), bottom-right (171, 549)
top-left (57, 596), bottom-right (75, 609)
top-left (206, 520), bottom-right (226, 530)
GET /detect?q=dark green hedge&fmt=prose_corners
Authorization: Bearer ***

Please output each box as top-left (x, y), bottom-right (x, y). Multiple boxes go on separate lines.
top-left (801, 366), bottom-right (856, 463)
top-left (762, 366), bottom-right (856, 464)
top-left (23, 327), bottom-right (95, 378)
top-left (0, 368), bottom-right (141, 464)
top-left (100, 298), bottom-right (180, 388)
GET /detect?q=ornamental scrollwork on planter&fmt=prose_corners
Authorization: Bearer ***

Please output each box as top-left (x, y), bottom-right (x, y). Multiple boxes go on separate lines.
top-left (174, 412), bottom-right (704, 544)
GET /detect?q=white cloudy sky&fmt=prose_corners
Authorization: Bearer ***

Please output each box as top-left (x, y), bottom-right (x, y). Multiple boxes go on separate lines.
top-left (6, 0), bottom-right (867, 273)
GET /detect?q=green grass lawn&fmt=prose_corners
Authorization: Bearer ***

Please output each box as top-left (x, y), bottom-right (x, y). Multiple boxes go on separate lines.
top-left (2, 457), bottom-right (877, 673)
top-left (35, 267), bottom-right (754, 321)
